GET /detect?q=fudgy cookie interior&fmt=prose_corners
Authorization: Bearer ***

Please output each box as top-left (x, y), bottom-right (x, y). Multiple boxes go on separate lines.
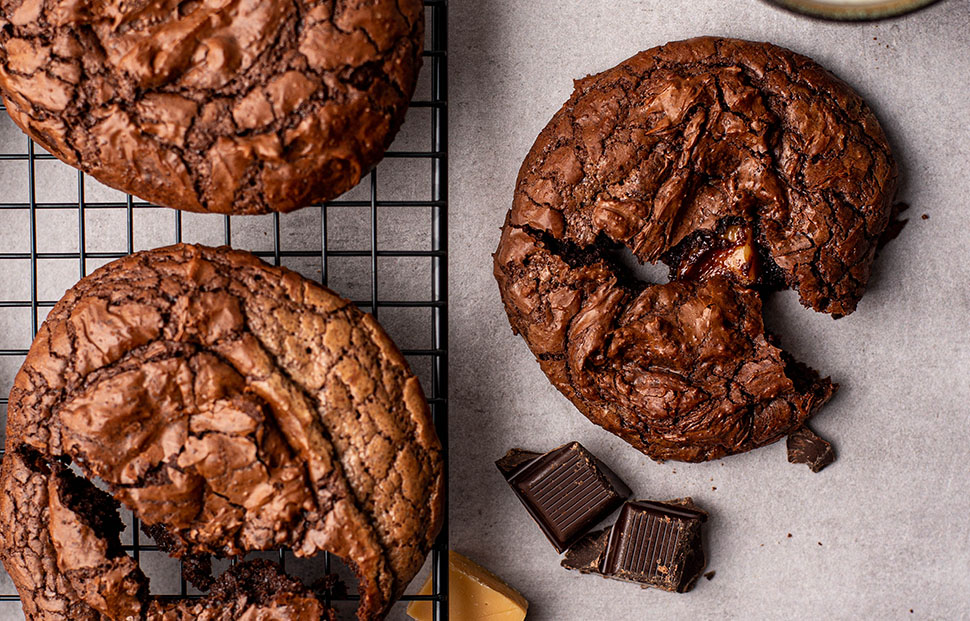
top-left (15, 433), bottom-right (334, 619)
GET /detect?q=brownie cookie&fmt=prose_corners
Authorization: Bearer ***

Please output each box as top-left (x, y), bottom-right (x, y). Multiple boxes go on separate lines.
top-left (0, 0), bottom-right (423, 214)
top-left (494, 37), bottom-right (897, 462)
top-left (0, 244), bottom-right (444, 620)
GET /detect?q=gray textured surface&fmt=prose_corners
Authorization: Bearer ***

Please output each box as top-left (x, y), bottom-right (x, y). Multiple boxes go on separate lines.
top-left (0, 1), bottom-right (968, 620)
top-left (449, 1), bottom-right (970, 620)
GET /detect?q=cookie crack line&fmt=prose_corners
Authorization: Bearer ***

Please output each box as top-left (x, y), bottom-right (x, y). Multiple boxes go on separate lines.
top-left (0, 0), bottom-right (425, 215)
top-left (0, 244), bottom-right (443, 621)
top-left (194, 248), bottom-right (440, 572)
top-left (494, 36), bottom-right (895, 463)
top-left (223, 304), bottom-right (404, 606)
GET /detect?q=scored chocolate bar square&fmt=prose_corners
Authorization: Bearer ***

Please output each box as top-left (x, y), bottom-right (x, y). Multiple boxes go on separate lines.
top-left (604, 500), bottom-right (707, 592)
top-left (563, 498), bottom-right (708, 593)
top-left (497, 442), bottom-right (631, 553)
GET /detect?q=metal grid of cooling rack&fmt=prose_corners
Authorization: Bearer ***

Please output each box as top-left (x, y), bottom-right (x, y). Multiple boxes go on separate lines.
top-left (0, 1), bottom-right (448, 619)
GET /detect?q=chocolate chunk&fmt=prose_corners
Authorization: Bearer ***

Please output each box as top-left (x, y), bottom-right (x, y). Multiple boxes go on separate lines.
top-left (561, 529), bottom-right (610, 574)
top-left (668, 222), bottom-right (759, 286)
top-left (495, 448), bottom-right (542, 478)
top-left (562, 498), bottom-right (708, 593)
top-left (497, 442), bottom-right (631, 552)
top-left (787, 426), bottom-right (836, 473)
top-left (604, 500), bottom-right (707, 592)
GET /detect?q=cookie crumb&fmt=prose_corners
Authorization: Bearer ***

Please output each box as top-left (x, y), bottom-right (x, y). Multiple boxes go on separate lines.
top-left (704, 571), bottom-right (716, 581)
top-left (787, 533), bottom-right (792, 538)
top-left (711, 486), bottom-right (717, 491)
top-left (921, 214), bottom-right (929, 220)
top-left (818, 542), bottom-right (823, 546)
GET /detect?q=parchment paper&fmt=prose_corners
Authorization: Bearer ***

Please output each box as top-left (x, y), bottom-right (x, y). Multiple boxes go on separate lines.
top-left (448, 1), bottom-right (970, 619)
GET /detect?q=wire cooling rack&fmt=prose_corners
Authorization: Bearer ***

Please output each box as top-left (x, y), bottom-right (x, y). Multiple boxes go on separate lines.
top-left (0, 1), bottom-right (447, 619)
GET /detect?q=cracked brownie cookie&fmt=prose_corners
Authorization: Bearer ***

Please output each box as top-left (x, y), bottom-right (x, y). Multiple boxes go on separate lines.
top-left (0, 244), bottom-right (444, 620)
top-left (494, 37), bottom-right (897, 462)
top-left (0, 0), bottom-right (424, 214)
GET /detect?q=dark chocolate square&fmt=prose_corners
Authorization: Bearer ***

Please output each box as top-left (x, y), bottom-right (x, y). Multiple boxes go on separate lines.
top-left (602, 500), bottom-right (707, 592)
top-left (497, 442), bottom-right (631, 553)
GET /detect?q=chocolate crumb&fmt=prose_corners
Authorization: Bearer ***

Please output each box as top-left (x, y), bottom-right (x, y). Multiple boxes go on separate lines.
top-left (921, 214), bottom-right (929, 220)
top-left (787, 533), bottom-right (792, 538)
top-left (704, 571), bottom-right (716, 581)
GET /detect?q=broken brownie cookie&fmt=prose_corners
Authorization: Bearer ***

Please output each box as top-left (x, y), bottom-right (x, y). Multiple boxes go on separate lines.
top-left (0, 244), bottom-right (444, 620)
top-left (494, 37), bottom-right (897, 462)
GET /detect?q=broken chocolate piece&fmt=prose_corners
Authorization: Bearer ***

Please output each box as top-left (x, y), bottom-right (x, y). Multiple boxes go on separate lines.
top-left (561, 529), bottom-right (610, 574)
top-left (787, 426), bottom-right (836, 472)
top-left (495, 448), bottom-right (542, 478)
top-left (562, 498), bottom-right (708, 593)
top-left (604, 500), bottom-right (707, 592)
top-left (497, 442), bottom-right (631, 552)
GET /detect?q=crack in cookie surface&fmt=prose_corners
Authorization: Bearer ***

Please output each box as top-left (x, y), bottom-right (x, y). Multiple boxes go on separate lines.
top-left (0, 0), bottom-right (424, 214)
top-left (494, 37), bottom-right (897, 462)
top-left (0, 244), bottom-right (444, 620)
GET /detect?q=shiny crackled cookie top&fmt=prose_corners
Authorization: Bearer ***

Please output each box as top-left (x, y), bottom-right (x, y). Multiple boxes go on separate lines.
top-left (0, 0), bottom-right (424, 214)
top-left (495, 37), bottom-right (897, 462)
top-left (0, 244), bottom-right (443, 621)
top-left (506, 36), bottom-right (895, 316)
